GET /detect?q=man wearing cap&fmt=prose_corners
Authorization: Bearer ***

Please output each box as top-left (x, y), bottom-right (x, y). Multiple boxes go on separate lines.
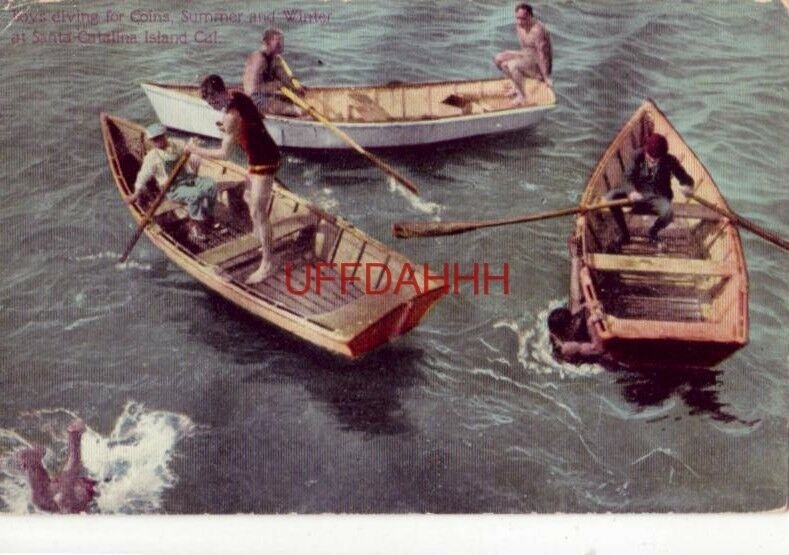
top-left (243, 28), bottom-right (306, 117)
top-left (126, 124), bottom-right (218, 242)
top-left (605, 133), bottom-right (695, 247)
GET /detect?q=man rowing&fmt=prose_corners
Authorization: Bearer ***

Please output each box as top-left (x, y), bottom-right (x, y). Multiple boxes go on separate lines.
top-left (494, 3), bottom-right (553, 106)
top-left (126, 123), bottom-right (218, 243)
top-left (243, 28), bottom-right (306, 117)
top-left (189, 75), bottom-right (281, 284)
top-left (605, 133), bottom-right (695, 249)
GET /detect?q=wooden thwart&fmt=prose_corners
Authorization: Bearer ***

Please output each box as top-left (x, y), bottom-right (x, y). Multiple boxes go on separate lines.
top-left (198, 233), bottom-right (258, 266)
top-left (588, 253), bottom-right (734, 276)
top-left (155, 199), bottom-right (187, 217)
top-left (198, 221), bottom-right (315, 266)
top-left (604, 316), bottom-right (738, 343)
top-left (669, 203), bottom-right (722, 221)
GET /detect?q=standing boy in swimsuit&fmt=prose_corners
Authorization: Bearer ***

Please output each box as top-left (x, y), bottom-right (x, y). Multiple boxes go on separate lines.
top-left (494, 3), bottom-right (553, 106)
top-left (188, 74), bottom-right (282, 284)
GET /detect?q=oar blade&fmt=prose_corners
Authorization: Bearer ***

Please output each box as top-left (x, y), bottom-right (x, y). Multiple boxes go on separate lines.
top-left (393, 221), bottom-right (477, 239)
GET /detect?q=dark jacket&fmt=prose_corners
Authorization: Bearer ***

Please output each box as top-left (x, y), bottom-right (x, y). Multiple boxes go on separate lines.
top-left (629, 150), bottom-right (693, 201)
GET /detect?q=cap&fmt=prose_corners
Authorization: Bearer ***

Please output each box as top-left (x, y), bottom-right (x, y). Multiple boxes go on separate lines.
top-left (145, 123), bottom-right (167, 139)
top-left (644, 133), bottom-right (668, 159)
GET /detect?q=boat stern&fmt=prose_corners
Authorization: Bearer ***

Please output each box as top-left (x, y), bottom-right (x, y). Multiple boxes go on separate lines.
top-left (343, 285), bottom-right (447, 358)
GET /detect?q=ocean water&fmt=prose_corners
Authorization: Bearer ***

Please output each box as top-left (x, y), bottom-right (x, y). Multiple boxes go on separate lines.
top-left (0, 0), bottom-right (786, 514)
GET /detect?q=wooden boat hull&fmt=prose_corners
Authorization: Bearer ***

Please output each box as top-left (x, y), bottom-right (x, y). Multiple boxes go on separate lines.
top-left (573, 100), bottom-right (748, 368)
top-left (101, 113), bottom-right (446, 357)
top-left (141, 78), bottom-right (556, 149)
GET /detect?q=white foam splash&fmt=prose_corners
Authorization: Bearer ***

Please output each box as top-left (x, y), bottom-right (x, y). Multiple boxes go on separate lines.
top-left (83, 402), bottom-right (195, 514)
top-left (387, 176), bottom-right (441, 217)
top-left (311, 187), bottom-right (339, 211)
top-left (63, 315), bottom-right (106, 331)
top-left (114, 260), bottom-right (153, 272)
top-left (75, 251), bottom-right (124, 262)
top-left (0, 403), bottom-right (195, 514)
top-left (493, 300), bottom-right (604, 378)
top-left (73, 251), bottom-right (152, 271)
top-left (0, 430), bottom-right (35, 513)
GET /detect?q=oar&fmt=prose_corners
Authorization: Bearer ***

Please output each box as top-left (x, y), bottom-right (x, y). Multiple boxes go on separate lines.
top-left (279, 86), bottom-right (420, 195)
top-left (685, 191), bottom-right (789, 251)
top-left (393, 198), bottom-right (633, 239)
top-left (118, 152), bottom-right (191, 263)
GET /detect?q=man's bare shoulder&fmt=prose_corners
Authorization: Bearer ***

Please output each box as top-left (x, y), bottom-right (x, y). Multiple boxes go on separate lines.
top-left (245, 50), bottom-right (262, 67)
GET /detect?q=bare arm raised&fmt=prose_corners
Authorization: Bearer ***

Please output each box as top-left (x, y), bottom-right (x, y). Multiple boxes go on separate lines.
top-left (186, 111), bottom-right (240, 160)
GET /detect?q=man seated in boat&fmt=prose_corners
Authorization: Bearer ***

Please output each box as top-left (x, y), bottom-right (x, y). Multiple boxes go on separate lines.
top-left (548, 235), bottom-right (604, 362)
top-left (604, 133), bottom-right (694, 248)
top-left (243, 28), bottom-right (306, 117)
top-left (126, 123), bottom-right (218, 243)
top-left (494, 3), bottom-right (553, 106)
top-left (190, 75), bottom-right (282, 284)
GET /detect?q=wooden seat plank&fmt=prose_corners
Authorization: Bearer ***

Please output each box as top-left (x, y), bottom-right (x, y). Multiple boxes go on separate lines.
top-left (198, 220), bottom-right (314, 266)
top-left (588, 253), bottom-right (733, 276)
top-left (671, 203), bottom-right (722, 221)
top-left (199, 233), bottom-right (258, 266)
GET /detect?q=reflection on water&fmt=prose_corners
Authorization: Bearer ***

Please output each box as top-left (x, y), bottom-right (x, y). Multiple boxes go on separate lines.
top-left (613, 365), bottom-right (759, 426)
top-left (197, 292), bottom-right (424, 436)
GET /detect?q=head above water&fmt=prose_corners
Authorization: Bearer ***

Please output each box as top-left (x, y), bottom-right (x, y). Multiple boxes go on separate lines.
top-left (644, 133), bottom-right (669, 160)
top-left (547, 307), bottom-right (574, 340)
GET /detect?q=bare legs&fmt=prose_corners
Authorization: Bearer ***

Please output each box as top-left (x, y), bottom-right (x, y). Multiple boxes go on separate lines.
top-left (267, 97), bottom-right (305, 118)
top-left (245, 174), bottom-right (276, 284)
top-left (16, 419), bottom-right (96, 513)
top-left (251, 94), bottom-right (306, 118)
top-left (494, 51), bottom-right (537, 106)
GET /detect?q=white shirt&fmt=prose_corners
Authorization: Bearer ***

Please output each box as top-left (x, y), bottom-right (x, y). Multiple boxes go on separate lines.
top-left (133, 140), bottom-right (185, 193)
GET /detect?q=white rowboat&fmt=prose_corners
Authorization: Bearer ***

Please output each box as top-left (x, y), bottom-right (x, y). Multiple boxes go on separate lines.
top-left (141, 77), bottom-right (556, 149)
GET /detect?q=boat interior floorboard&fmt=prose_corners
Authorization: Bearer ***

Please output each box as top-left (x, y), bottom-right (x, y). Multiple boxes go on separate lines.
top-left (225, 256), bottom-right (365, 318)
top-left (159, 216), bottom-right (251, 255)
